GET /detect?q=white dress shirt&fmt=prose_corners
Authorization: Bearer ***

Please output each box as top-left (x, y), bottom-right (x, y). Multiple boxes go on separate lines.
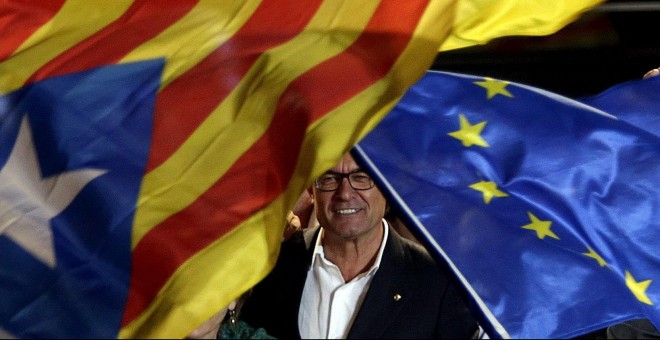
top-left (298, 220), bottom-right (389, 339)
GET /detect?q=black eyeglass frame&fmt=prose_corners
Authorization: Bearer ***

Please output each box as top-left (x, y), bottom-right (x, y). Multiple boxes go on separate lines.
top-left (314, 170), bottom-right (376, 192)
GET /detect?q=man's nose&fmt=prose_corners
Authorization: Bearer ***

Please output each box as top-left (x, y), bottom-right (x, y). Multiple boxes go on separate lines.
top-left (335, 177), bottom-right (354, 199)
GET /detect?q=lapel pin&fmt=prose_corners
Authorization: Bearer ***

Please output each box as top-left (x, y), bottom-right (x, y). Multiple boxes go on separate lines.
top-left (393, 294), bottom-right (402, 301)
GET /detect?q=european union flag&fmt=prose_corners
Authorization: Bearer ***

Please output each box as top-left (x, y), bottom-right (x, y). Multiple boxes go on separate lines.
top-left (355, 71), bottom-right (660, 338)
top-left (0, 60), bottom-right (162, 338)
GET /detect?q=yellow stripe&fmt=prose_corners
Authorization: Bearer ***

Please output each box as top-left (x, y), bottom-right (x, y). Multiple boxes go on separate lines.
top-left (132, 0), bottom-right (381, 247)
top-left (121, 0), bottom-right (261, 89)
top-left (0, 0), bottom-right (134, 94)
top-left (440, 0), bottom-right (603, 51)
top-left (120, 194), bottom-right (288, 338)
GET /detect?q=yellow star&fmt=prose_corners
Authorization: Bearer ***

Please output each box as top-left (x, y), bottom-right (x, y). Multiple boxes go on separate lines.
top-left (582, 246), bottom-right (607, 267)
top-left (474, 77), bottom-right (514, 99)
top-left (625, 271), bottom-right (653, 305)
top-left (469, 180), bottom-right (508, 204)
top-left (521, 212), bottom-right (559, 240)
top-left (448, 114), bottom-right (489, 148)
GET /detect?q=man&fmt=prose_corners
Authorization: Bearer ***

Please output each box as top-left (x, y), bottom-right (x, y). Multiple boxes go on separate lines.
top-left (241, 152), bottom-right (478, 339)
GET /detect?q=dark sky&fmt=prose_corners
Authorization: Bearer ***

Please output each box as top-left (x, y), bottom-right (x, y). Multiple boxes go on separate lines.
top-left (431, 0), bottom-right (660, 98)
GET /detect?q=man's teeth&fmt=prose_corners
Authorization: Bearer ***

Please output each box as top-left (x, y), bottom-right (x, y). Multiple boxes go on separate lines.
top-left (336, 208), bottom-right (358, 214)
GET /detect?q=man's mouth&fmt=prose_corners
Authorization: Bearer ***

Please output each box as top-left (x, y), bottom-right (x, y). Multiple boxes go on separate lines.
top-left (335, 208), bottom-right (359, 215)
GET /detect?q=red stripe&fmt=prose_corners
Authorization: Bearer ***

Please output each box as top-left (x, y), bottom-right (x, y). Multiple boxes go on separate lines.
top-left (123, 0), bottom-right (430, 327)
top-left (0, 1), bottom-right (65, 60)
top-left (145, 0), bottom-right (323, 171)
top-left (121, 0), bottom-right (324, 325)
top-left (289, 1), bottom-right (430, 122)
top-left (24, 0), bottom-right (197, 85)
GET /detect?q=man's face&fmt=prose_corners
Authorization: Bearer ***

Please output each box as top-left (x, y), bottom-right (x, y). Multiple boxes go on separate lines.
top-left (312, 153), bottom-right (387, 240)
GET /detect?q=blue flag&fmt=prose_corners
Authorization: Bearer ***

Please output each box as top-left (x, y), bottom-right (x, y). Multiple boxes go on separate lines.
top-left (355, 71), bottom-right (660, 338)
top-left (579, 76), bottom-right (660, 137)
top-left (0, 60), bottom-right (162, 338)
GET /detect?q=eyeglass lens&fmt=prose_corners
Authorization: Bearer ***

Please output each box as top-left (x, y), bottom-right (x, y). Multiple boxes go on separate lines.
top-left (316, 172), bottom-right (374, 191)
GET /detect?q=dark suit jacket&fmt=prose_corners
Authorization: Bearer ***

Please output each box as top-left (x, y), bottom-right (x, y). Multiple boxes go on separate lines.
top-left (241, 225), bottom-right (477, 339)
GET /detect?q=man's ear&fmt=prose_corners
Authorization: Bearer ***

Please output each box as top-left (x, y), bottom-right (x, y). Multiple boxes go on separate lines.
top-left (306, 185), bottom-right (314, 200)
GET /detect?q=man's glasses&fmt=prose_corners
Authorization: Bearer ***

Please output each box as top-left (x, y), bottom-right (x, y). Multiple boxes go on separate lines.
top-left (315, 171), bottom-right (375, 192)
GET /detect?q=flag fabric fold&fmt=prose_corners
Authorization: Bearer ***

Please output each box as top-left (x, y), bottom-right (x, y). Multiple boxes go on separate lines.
top-left (355, 71), bottom-right (660, 338)
top-left (579, 77), bottom-right (660, 137)
top-left (440, 0), bottom-right (603, 51)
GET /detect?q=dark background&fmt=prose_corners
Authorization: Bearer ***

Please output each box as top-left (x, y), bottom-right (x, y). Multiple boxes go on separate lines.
top-left (431, 0), bottom-right (660, 98)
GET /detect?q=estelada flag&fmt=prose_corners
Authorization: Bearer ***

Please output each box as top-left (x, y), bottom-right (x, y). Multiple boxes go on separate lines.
top-left (0, 1), bottom-right (601, 338)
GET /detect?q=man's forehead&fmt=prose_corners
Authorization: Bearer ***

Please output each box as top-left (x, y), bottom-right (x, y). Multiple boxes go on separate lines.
top-left (330, 153), bottom-right (359, 172)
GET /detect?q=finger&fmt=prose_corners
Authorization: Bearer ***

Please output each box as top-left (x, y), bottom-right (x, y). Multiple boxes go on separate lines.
top-left (643, 68), bottom-right (660, 79)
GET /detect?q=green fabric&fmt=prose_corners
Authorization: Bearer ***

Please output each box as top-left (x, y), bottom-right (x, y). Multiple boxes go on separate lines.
top-left (217, 320), bottom-right (275, 339)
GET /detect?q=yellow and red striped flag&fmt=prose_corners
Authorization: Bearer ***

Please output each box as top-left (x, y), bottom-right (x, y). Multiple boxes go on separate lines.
top-left (0, 0), bottom-right (601, 338)
top-left (441, 0), bottom-right (603, 51)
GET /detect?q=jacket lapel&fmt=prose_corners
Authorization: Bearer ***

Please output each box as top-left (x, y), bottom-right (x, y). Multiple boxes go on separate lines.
top-left (347, 227), bottom-right (413, 338)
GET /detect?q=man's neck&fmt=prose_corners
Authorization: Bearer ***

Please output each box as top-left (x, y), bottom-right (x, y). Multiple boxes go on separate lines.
top-left (321, 221), bottom-right (385, 282)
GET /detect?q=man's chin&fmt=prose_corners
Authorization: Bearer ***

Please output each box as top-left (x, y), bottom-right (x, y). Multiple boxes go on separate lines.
top-left (327, 222), bottom-right (372, 239)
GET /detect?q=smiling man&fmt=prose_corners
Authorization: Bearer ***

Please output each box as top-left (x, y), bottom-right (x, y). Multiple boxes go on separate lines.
top-left (241, 152), bottom-right (478, 339)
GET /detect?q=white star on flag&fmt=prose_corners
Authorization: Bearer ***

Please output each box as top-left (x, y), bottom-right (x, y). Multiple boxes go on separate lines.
top-left (0, 115), bottom-right (106, 268)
